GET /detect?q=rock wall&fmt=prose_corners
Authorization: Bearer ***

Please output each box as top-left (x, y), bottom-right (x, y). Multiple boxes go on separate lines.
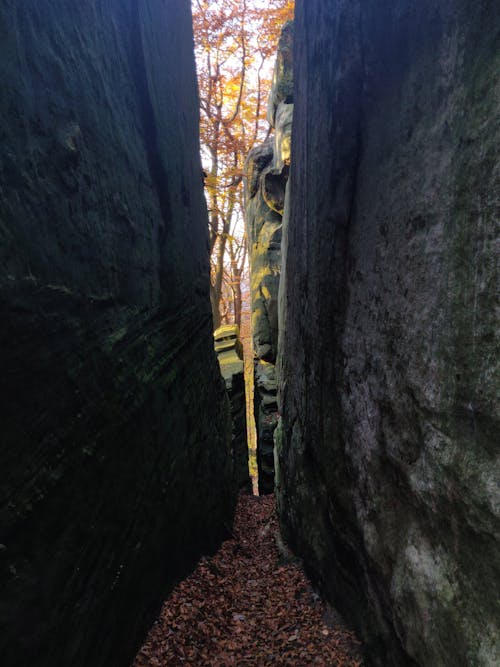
top-left (244, 22), bottom-right (293, 495)
top-left (214, 325), bottom-right (252, 494)
top-left (0, 2), bottom-right (235, 666)
top-left (227, 370), bottom-right (252, 494)
top-left (277, 1), bottom-right (499, 665)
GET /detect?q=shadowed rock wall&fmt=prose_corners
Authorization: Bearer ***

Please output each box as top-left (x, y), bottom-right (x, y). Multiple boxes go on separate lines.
top-left (214, 325), bottom-right (251, 494)
top-left (278, 1), bottom-right (499, 665)
top-left (0, 2), bottom-right (235, 665)
top-left (227, 370), bottom-right (252, 494)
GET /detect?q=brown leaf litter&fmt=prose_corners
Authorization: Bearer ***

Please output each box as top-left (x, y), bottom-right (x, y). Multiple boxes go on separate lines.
top-left (133, 494), bottom-right (364, 666)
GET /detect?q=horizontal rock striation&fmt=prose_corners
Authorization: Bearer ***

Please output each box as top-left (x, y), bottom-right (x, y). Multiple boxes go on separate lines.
top-left (0, 2), bottom-right (235, 666)
top-left (277, 1), bottom-right (499, 665)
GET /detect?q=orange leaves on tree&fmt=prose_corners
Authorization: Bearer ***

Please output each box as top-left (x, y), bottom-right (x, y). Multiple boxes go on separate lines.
top-left (192, 0), bottom-right (294, 330)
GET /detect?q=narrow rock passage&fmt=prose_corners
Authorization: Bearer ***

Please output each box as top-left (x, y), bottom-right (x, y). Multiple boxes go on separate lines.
top-left (133, 495), bottom-right (364, 666)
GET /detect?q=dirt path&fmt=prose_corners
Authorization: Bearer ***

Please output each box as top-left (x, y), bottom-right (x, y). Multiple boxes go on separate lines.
top-left (133, 494), bottom-right (364, 666)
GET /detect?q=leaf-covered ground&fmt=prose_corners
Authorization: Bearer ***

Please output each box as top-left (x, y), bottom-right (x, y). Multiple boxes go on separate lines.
top-left (133, 494), bottom-right (364, 666)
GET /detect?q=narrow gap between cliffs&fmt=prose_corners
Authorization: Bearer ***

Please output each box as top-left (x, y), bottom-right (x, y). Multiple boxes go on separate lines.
top-left (132, 4), bottom-right (364, 665)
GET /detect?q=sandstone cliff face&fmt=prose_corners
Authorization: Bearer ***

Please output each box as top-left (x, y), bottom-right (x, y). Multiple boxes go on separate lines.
top-left (244, 22), bottom-right (293, 495)
top-left (245, 137), bottom-right (281, 494)
top-left (277, 1), bottom-right (499, 665)
top-left (0, 2), bottom-right (235, 665)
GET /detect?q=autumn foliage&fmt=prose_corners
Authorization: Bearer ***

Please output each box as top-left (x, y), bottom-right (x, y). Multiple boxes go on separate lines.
top-left (134, 495), bottom-right (364, 666)
top-left (192, 0), bottom-right (294, 329)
